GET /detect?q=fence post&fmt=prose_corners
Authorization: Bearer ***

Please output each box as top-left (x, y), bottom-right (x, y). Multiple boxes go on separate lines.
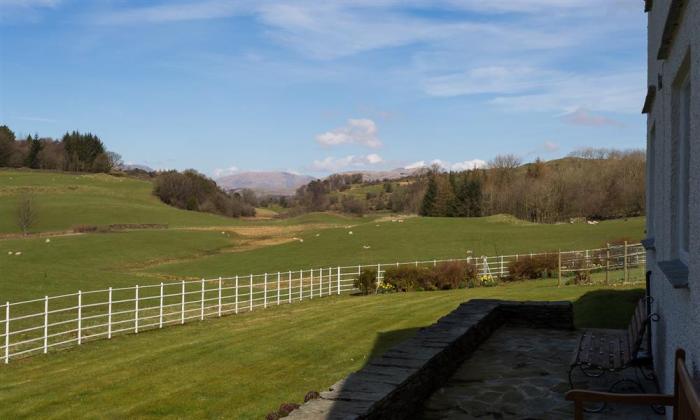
top-left (249, 274), bottom-right (253, 311)
top-left (310, 270), bottom-right (314, 299)
top-left (43, 296), bottom-right (48, 354)
top-left (377, 263), bottom-right (381, 286)
top-left (181, 280), bottom-right (186, 324)
top-left (108, 287), bottom-right (113, 339)
top-left (605, 243), bottom-right (610, 285)
top-left (5, 302), bottom-right (10, 363)
top-left (500, 256), bottom-right (504, 278)
top-left (557, 250), bottom-right (562, 287)
top-left (299, 270), bottom-right (303, 301)
top-left (159, 282), bottom-right (164, 328)
top-left (277, 272), bottom-right (281, 306)
top-left (337, 267), bottom-right (341, 295)
top-left (264, 273), bottom-right (268, 308)
top-left (288, 271), bottom-right (292, 303)
top-left (217, 277), bottom-right (222, 317)
top-left (624, 241), bottom-right (629, 283)
top-left (200, 279), bottom-right (205, 320)
top-left (77, 291), bottom-right (82, 345)
top-left (235, 275), bottom-right (239, 314)
top-left (135, 285), bottom-right (139, 333)
top-left (328, 268), bottom-right (332, 295)
top-left (433, 259), bottom-right (436, 267)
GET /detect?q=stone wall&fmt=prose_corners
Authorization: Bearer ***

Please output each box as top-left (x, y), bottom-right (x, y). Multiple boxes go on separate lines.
top-left (286, 299), bottom-right (573, 419)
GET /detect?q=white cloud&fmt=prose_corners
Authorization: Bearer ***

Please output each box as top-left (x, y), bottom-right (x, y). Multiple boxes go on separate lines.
top-left (451, 159), bottom-right (487, 171)
top-left (561, 108), bottom-right (624, 127)
top-left (405, 158), bottom-right (486, 171)
top-left (214, 166), bottom-right (239, 178)
top-left (316, 118), bottom-right (381, 148)
top-left (405, 161), bottom-right (427, 170)
top-left (366, 153), bottom-right (384, 164)
top-left (311, 154), bottom-right (384, 172)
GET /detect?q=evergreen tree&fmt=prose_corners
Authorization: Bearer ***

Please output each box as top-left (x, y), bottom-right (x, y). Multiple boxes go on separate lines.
top-left (24, 134), bottom-right (43, 169)
top-left (420, 174), bottom-right (438, 216)
top-left (0, 125), bottom-right (15, 167)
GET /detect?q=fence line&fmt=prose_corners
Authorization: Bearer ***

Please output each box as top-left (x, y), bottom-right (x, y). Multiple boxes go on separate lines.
top-left (0, 243), bottom-right (645, 364)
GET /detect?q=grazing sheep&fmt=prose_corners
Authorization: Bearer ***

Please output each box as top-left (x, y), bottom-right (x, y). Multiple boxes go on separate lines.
top-left (45, 238), bottom-right (51, 243)
top-left (7, 251), bottom-right (12, 255)
top-left (363, 245), bottom-right (371, 249)
top-left (348, 231), bottom-right (353, 235)
top-left (15, 252), bottom-right (22, 256)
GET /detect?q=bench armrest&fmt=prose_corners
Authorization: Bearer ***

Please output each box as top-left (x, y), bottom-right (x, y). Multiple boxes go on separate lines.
top-left (565, 389), bottom-right (674, 405)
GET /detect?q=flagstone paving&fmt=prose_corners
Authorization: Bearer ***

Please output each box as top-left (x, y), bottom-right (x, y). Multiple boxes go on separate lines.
top-left (420, 326), bottom-right (663, 419)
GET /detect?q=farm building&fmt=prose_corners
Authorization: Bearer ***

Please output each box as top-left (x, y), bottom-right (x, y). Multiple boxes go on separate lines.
top-left (642, 0), bottom-right (700, 400)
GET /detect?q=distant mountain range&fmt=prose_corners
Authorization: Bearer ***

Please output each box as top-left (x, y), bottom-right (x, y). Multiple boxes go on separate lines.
top-left (337, 167), bottom-right (425, 182)
top-left (215, 167), bottom-right (426, 195)
top-left (216, 171), bottom-right (315, 195)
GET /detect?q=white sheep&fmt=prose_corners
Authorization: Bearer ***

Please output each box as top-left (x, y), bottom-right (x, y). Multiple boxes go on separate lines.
top-left (348, 231), bottom-right (353, 235)
top-left (363, 245), bottom-right (371, 249)
top-left (45, 238), bottom-right (51, 243)
top-left (15, 252), bottom-right (22, 256)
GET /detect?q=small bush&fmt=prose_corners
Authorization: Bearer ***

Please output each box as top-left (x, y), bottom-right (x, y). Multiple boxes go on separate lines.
top-left (383, 261), bottom-right (478, 292)
top-left (354, 268), bottom-right (377, 295)
top-left (278, 403), bottom-right (300, 417)
top-left (507, 253), bottom-right (558, 281)
top-left (383, 266), bottom-right (434, 291)
top-left (433, 261), bottom-right (477, 290)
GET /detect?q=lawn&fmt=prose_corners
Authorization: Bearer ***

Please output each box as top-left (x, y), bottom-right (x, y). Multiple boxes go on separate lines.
top-left (0, 280), bottom-right (643, 419)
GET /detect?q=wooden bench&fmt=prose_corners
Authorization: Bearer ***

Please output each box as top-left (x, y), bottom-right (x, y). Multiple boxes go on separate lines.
top-left (568, 297), bottom-right (655, 388)
top-left (566, 349), bottom-right (700, 419)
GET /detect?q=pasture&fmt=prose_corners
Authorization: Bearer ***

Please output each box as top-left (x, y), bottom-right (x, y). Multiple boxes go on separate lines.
top-left (0, 170), bottom-right (645, 302)
top-left (0, 280), bottom-right (643, 419)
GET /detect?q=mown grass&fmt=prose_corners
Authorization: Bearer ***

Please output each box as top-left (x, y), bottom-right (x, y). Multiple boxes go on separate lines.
top-left (0, 280), bottom-right (643, 419)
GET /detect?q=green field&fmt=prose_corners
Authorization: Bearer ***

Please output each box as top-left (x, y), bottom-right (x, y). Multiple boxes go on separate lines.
top-left (0, 170), bottom-right (645, 302)
top-left (0, 280), bottom-right (643, 419)
top-left (0, 170), bottom-right (648, 418)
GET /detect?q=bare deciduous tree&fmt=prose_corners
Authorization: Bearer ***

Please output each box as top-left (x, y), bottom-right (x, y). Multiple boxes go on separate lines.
top-left (17, 194), bottom-right (36, 235)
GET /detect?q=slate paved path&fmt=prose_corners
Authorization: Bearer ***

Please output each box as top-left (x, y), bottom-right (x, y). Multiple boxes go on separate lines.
top-left (419, 326), bottom-right (663, 419)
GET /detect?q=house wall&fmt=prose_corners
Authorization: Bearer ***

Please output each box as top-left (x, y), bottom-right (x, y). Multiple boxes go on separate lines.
top-left (646, 0), bottom-right (700, 397)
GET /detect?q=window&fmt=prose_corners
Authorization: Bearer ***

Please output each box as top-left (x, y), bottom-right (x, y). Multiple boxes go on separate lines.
top-left (673, 75), bottom-right (690, 264)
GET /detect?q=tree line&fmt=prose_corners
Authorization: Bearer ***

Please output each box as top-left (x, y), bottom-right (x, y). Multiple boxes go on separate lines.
top-left (0, 125), bottom-right (121, 173)
top-left (419, 150), bottom-right (645, 222)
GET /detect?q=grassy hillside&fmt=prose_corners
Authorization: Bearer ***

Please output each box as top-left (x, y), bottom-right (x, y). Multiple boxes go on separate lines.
top-left (0, 169), bottom-right (645, 303)
top-left (0, 169), bottom-right (241, 233)
top-left (0, 282), bottom-right (643, 419)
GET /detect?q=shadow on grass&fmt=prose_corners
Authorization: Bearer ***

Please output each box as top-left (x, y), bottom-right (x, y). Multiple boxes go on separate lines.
top-left (573, 288), bottom-right (644, 329)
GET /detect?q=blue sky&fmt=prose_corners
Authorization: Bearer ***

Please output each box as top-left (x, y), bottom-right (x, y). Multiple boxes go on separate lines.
top-left (0, 0), bottom-right (647, 177)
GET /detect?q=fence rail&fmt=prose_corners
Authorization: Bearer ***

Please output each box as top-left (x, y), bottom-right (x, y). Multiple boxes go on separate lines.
top-left (0, 243), bottom-right (645, 364)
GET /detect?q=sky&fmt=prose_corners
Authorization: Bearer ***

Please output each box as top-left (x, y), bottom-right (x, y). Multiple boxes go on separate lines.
top-left (0, 0), bottom-right (647, 178)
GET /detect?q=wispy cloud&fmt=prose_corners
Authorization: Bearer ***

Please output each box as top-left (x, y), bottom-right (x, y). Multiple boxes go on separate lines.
top-left (561, 108), bottom-right (624, 127)
top-left (316, 119), bottom-right (382, 149)
top-left (311, 154), bottom-right (384, 172)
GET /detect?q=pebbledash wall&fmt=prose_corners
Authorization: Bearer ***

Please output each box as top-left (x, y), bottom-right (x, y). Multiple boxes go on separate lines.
top-left (644, 0), bottom-right (700, 398)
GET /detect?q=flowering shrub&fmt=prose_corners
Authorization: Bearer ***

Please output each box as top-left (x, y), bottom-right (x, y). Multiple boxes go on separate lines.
top-left (376, 281), bottom-right (396, 294)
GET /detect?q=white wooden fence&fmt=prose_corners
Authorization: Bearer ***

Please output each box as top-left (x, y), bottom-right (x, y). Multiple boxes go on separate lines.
top-left (0, 244), bottom-right (644, 364)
